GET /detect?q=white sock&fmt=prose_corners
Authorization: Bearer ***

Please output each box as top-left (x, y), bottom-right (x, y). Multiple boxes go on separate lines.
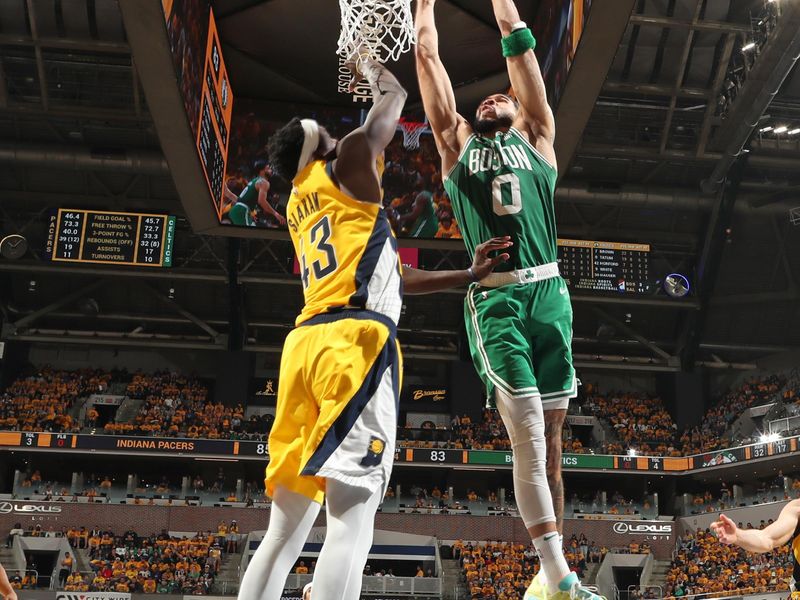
top-left (538, 536), bottom-right (563, 586)
top-left (533, 532), bottom-right (570, 594)
top-left (237, 486), bottom-right (320, 600)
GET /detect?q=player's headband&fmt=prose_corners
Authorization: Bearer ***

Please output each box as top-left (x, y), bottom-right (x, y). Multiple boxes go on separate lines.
top-left (297, 119), bottom-right (320, 176)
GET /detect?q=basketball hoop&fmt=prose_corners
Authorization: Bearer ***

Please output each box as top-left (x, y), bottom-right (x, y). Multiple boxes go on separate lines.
top-left (337, 0), bottom-right (416, 63)
top-left (398, 118), bottom-right (428, 150)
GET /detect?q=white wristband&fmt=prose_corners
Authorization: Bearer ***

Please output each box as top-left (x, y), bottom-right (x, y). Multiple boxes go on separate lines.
top-left (511, 21), bottom-right (527, 31)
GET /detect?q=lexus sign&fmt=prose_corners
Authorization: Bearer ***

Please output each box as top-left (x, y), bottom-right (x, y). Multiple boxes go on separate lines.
top-left (0, 502), bottom-right (62, 515)
top-left (612, 521), bottom-right (672, 536)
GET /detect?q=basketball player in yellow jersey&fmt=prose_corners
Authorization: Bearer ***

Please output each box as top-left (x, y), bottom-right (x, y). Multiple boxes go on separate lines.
top-left (236, 55), bottom-right (511, 600)
top-left (712, 499), bottom-right (800, 595)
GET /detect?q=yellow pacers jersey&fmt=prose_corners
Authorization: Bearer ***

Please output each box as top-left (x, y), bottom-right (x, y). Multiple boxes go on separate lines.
top-left (287, 158), bottom-right (402, 326)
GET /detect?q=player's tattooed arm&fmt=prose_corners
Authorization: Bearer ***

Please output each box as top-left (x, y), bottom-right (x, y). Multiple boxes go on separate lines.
top-left (414, 0), bottom-right (470, 173)
top-left (490, 0), bottom-right (556, 165)
top-left (403, 236), bottom-right (511, 294)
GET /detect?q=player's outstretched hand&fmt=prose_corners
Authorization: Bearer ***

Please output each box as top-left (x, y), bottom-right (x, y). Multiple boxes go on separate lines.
top-left (470, 236), bottom-right (512, 281)
top-left (343, 45), bottom-right (374, 93)
top-left (710, 513), bottom-right (738, 545)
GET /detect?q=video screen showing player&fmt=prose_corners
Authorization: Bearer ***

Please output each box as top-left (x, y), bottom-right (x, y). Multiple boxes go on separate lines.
top-left (224, 103), bottom-right (461, 239)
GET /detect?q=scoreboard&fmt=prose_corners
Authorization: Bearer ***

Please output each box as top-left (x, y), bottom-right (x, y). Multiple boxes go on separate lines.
top-left (162, 1), bottom-right (233, 220)
top-left (46, 209), bottom-right (175, 267)
top-left (558, 239), bottom-right (651, 294)
top-left (195, 9), bottom-right (233, 216)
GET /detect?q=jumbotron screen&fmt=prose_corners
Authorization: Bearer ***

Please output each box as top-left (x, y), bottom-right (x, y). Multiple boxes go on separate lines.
top-left (162, 0), bottom-right (233, 216)
top-left (221, 104), bottom-right (464, 239)
top-left (216, 0), bottom-right (593, 240)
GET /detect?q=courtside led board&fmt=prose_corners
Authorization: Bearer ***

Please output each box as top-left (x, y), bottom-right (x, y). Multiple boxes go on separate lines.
top-left (45, 209), bottom-right (175, 267)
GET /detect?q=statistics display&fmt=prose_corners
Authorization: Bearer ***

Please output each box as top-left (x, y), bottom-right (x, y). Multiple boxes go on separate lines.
top-left (163, 0), bottom-right (233, 218)
top-left (46, 209), bottom-right (175, 267)
top-left (558, 239), bottom-right (651, 294)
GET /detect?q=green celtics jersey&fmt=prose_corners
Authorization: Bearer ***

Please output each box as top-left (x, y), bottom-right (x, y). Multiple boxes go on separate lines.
top-left (239, 176), bottom-right (265, 208)
top-left (443, 127), bottom-right (558, 270)
top-left (409, 190), bottom-right (438, 238)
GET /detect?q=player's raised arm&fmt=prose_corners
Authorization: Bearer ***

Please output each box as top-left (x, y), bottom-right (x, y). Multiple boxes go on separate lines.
top-left (414, 0), bottom-right (469, 172)
top-left (335, 58), bottom-right (407, 203)
top-left (344, 58), bottom-right (408, 158)
top-left (490, 0), bottom-right (556, 165)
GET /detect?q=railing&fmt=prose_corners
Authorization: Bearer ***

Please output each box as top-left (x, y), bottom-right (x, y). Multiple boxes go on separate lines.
top-left (5, 569), bottom-right (38, 587)
top-left (659, 589), bottom-right (788, 600)
top-left (51, 571), bottom-right (95, 590)
top-left (768, 414), bottom-right (800, 435)
top-left (215, 579), bottom-right (240, 595)
top-left (283, 574), bottom-right (441, 596)
top-left (627, 585), bottom-right (663, 599)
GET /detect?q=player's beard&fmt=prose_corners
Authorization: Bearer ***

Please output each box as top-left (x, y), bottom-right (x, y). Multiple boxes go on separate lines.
top-left (473, 115), bottom-right (514, 135)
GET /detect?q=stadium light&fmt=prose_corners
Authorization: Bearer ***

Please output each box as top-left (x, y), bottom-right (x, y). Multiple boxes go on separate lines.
top-left (759, 126), bottom-right (773, 133)
top-left (788, 128), bottom-right (800, 135)
top-left (774, 126), bottom-right (788, 134)
top-left (741, 41), bottom-right (757, 51)
top-left (759, 432), bottom-right (780, 443)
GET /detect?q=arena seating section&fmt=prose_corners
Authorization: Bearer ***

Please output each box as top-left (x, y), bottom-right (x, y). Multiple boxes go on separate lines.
top-left (1, 368), bottom-right (797, 458)
top-left (456, 537), bottom-right (610, 600)
top-left (8, 525), bottom-right (238, 595)
top-left (666, 527), bottom-right (792, 598)
top-left (0, 368), bottom-right (113, 432)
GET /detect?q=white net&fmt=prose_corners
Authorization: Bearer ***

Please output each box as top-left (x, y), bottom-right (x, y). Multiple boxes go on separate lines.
top-left (337, 0), bottom-right (416, 63)
top-left (398, 119), bottom-right (428, 150)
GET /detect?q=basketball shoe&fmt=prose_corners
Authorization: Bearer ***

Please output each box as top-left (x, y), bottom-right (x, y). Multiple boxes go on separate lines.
top-left (523, 571), bottom-right (547, 600)
top-left (547, 572), bottom-right (606, 600)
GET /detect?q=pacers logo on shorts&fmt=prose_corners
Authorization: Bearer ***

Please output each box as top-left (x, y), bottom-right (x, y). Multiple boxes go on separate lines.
top-left (360, 436), bottom-right (386, 467)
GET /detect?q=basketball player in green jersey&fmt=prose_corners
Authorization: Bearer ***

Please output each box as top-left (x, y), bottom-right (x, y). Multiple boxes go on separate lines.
top-left (712, 500), bottom-right (800, 594)
top-left (396, 189), bottom-right (438, 237)
top-left (228, 160), bottom-right (287, 227)
top-left (415, 2), bottom-right (596, 600)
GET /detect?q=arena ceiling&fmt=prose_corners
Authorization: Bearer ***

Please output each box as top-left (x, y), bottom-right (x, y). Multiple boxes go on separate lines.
top-left (0, 0), bottom-right (799, 375)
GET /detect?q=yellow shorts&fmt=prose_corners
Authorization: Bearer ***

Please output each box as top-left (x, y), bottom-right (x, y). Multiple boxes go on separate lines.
top-left (265, 311), bottom-right (402, 504)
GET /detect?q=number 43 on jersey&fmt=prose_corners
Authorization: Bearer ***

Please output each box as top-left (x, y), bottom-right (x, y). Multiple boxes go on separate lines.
top-left (299, 216), bottom-right (338, 290)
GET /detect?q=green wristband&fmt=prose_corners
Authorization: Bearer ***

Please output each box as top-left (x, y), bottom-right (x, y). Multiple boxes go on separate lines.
top-left (501, 27), bottom-right (536, 57)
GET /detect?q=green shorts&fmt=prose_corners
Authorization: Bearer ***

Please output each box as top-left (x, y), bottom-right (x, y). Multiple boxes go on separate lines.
top-left (464, 276), bottom-right (576, 409)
